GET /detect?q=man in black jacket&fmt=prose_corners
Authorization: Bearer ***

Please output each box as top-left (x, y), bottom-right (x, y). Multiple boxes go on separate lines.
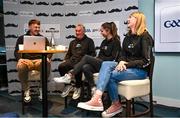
top-left (54, 24), bottom-right (96, 100)
top-left (14, 19), bottom-right (51, 103)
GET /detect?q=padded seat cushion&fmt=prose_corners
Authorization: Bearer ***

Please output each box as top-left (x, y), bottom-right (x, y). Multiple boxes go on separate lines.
top-left (92, 73), bottom-right (150, 100)
top-left (119, 78), bottom-right (150, 86)
top-left (118, 78), bottom-right (150, 100)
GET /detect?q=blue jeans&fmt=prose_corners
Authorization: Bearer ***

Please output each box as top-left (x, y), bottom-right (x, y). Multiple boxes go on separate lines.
top-left (96, 61), bottom-right (147, 102)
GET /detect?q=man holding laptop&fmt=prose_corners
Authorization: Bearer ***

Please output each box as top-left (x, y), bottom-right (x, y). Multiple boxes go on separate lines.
top-left (14, 19), bottom-right (51, 102)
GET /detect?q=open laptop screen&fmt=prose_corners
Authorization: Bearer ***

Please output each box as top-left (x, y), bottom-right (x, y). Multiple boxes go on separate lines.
top-left (23, 36), bottom-right (45, 50)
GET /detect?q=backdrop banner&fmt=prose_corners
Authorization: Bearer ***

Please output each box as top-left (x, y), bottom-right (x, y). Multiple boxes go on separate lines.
top-left (3, 0), bottom-right (138, 95)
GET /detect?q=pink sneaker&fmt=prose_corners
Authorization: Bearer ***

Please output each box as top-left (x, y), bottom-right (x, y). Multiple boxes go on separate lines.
top-left (101, 103), bottom-right (123, 117)
top-left (77, 97), bottom-right (104, 111)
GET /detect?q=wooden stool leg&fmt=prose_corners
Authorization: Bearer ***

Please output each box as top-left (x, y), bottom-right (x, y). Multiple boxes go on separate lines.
top-left (150, 94), bottom-right (154, 117)
top-left (126, 100), bottom-right (131, 117)
top-left (132, 98), bottom-right (135, 114)
top-left (22, 90), bottom-right (25, 114)
top-left (64, 96), bottom-right (68, 108)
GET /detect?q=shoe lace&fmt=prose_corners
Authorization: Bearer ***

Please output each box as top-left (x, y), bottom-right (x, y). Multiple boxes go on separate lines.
top-left (106, 104), bottom-right (122, 114)
top-left (65, 74), bottom-right (71, 79)
top-left (65, 74), bottom-right (69, 77)
top-left (87, 94), bottom-right (102, 105)
top-left (63, 74), bottom-right (68, 79)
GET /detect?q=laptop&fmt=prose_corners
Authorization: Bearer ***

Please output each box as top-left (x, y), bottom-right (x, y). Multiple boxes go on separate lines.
top-left (23, 36), bottom-right (45, 50)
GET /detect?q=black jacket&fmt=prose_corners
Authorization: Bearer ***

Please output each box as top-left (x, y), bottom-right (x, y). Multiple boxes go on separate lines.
top-left (118, 31), bottom-right (154, 69)
top-left (97, 38), bottom-right (121, 61)
top-left (65, 35), bottom-right (96, 64)
top-left (14, 31), bottom-right (51, 60)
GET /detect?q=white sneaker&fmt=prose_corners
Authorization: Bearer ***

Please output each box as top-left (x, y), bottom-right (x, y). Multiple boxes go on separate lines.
top-left (54, 74), bottom-right (72, 84)
top-left (38, 88), bottom-right (42, 101)
top-left (24, 89), bottom-right (31, 103)
top-left (72, 87), bottom-right (81, 100)
top-left (61, 85), bottom-right (74, 97)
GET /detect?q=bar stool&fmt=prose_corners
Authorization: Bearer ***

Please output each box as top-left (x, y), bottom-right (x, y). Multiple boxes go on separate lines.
top-left (118, 56), bottom-right (155, 117)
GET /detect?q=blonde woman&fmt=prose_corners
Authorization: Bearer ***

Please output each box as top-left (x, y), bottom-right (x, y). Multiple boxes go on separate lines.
top-left (78, 11), bottom-right (154, 117)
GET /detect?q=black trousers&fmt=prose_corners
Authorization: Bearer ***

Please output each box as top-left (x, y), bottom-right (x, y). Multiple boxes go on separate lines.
top-left (58, 60), bottom-right (82, 88)
top-left (72, 55), bottom-right (103, 88)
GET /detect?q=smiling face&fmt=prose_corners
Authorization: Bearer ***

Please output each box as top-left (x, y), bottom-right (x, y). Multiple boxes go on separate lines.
top-left (75, 25), bottom-right (85, 40)
top-left (127, 12), bottom-right (147, 35)
top-left (29, 23), bottom-right (40, 36)
top-left (100, 26), bottom-right (110, 38)
top-left (127, 15), bottom-right (137, 29)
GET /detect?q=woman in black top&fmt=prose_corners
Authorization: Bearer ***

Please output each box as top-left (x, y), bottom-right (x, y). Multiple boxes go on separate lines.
top-left (54, 22), bottom-right (121, 100)
top-left (77, 12), bottom-right (154, 117)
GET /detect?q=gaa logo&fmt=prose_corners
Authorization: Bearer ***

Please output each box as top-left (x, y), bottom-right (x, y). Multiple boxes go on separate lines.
top-left (164, 19), bottom-right (180, 28)
top-left (160, 5), bottom-right (180, 43)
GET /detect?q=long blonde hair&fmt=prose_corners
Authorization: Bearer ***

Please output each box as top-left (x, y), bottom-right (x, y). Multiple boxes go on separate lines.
top-left (130, 11), bottom-right (147, 35)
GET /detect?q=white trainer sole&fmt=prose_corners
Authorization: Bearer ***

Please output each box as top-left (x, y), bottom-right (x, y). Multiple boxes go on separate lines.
top-left (77, 102), bottom-right (104, 111)
top-left (53, 77), bottom-right (71, 84)
top-left (101, 107), bottom-right (123, 118)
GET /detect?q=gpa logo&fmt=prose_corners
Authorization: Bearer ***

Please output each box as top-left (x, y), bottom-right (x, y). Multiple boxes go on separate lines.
top-left (160, 5), bottom-right (180, 43)
top-left (84, 21), bottom-right (119, 39)
top-left (85, 28), bottom-right (99, 33)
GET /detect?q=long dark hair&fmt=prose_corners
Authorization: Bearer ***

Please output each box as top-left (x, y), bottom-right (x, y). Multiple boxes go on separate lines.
top-left (101, 22), bottom-right (120, 40)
